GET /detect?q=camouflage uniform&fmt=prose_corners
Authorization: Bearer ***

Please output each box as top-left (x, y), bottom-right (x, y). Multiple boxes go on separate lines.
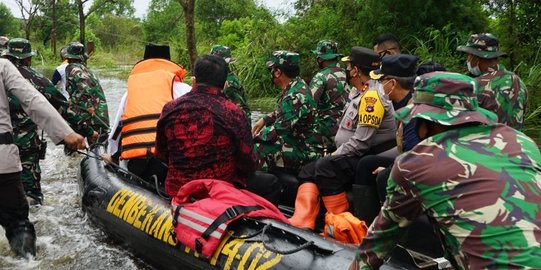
top-left (210, 45), bottom-right (251, 119)
top-left (65, 42), bottom-right (110, 136)
top-left (354, 72), bottom-right (541, 269)
top-left (2, 39), bottom-right (83, 203)
top-left (307, 40), bottom-right (347, 153)
top-left (254, 51), bottom-right (319, 172)
top-left (457, 33), bottom-right (528, 130)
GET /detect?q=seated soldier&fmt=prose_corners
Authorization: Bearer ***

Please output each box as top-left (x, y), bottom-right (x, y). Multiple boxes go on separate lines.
top-left (252, 51), bottom-right (319, 174)
top-left (102, 44), bottom-right (190, 185)
top-left (351, 72), bottom-right (541, 269)
top-left (156, 55), bottom-right (271, 200)
top-left (289, 47), bottom-right (396, 230)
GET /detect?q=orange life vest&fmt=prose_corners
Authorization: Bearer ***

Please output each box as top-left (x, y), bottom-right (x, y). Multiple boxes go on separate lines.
top-left (120, 59), bottom-right (187, 159)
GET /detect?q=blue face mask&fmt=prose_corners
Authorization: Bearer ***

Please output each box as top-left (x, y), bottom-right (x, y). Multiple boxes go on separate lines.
top-left (467, 61), bottom-right (482, 76)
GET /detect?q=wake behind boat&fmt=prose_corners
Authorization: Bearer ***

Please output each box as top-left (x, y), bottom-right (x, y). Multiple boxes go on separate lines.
top-left (78, 144), bottom-right (357, 270)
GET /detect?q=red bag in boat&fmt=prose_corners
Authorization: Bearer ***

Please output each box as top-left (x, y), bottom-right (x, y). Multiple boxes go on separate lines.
top-left (171, 179), bottom-right (289, 258)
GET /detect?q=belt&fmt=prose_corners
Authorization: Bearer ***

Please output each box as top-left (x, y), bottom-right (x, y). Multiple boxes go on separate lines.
top-left (0, 132), bottom-right (14, 145)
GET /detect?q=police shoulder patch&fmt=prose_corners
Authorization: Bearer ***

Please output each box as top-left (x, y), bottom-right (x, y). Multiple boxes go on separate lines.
top-left (358, 89), bottom-right (384, 128)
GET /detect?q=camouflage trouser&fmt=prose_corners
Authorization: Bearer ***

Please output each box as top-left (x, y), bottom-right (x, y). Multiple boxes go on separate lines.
top-left (20, 151), bottom-right (42, 203)
top-left (254, 141), bottom-right (321, 173)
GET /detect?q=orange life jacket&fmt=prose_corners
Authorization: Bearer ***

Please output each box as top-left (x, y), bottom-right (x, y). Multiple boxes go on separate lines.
top-left (120, 59), bottom-right (186, 159)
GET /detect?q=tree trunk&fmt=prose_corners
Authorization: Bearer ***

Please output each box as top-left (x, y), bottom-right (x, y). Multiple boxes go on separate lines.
top-left (506, 0), bottom-right (515, 69)
top-left (51, 0), bottom-right (57, 55)
top-left (77, 0), bottom-right (85, 45)
top-left (178, 0), bottom-right (197, 70)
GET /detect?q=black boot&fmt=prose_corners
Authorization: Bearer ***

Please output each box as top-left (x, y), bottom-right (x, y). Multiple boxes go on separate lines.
top-left (6, 220), bottom-right (36, 258)
top-left (352, 184), bottom-right (381, 226)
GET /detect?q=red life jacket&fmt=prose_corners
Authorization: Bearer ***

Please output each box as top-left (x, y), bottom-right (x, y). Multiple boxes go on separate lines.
top-left (171, 179), bottom-right (289, 258)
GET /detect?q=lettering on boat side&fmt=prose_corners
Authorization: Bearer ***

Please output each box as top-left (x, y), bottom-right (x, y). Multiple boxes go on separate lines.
top-left (106, 189), bottom-right (177, 246)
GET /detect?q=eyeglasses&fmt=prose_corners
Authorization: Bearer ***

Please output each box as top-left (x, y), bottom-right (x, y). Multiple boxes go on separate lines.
top-left (377, 47), bottom-right (397, 57)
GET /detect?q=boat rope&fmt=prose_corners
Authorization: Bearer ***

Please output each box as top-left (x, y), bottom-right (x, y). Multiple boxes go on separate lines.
top-left (259, 223), bottom-right (315, 255)
top-left (76, 148), bottom-right (169, 199)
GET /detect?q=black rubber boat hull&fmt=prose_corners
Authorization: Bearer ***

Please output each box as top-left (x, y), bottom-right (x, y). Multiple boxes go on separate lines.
top-left (78, 145), bottom-right (358, 270)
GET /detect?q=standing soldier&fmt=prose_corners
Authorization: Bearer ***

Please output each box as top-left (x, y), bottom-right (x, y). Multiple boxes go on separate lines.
top-left (307, 40), bottom-right (347, 154)
top-left (457, 33), bottom-right (528, 130)
top-left (0, 58), bottom-right (85, 258)
top-left (65, 42), bottom-right (109, 142)
top-left (252, 51), bottom-right (319, 173)
top-left (210, 45), bottom-right (251, 120)
top-left (1, 38), bottom-right (88, 205)
top-left (351, 72), bottom-right (541, 270)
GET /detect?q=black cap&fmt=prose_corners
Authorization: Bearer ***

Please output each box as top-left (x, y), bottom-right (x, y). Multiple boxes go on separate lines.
top-left (416, 61), bottom-right (446, 76)
top-left (370, 54), bottom-right (418, 80)
top-left (341, 47), bottom-right (380, 70)
top-left (143, 44), bottom-right (171, 60)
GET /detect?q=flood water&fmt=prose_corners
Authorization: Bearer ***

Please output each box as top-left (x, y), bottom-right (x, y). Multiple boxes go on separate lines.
top-left (0, 71), bottom-right (266, 269)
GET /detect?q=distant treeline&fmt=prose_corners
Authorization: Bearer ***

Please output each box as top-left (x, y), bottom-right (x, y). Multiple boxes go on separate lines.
top-left (1, 0), bottom-right (540, 138)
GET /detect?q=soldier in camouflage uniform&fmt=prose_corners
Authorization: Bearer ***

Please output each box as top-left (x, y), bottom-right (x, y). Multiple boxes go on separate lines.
top-left (351, 72), bottom-right (541, 270)
top-left (1, 38), bottom-right (91, 205)
top-left (210, 45), bottom-right (251, 119)
top-left (306, 40), bottom-right (347, 154)
top-left (65, 42), bottom-right (109, 142)
top-left (457, 33), bottom-right (528, 130)
top-left (252, 51), bottom-right (318, 173)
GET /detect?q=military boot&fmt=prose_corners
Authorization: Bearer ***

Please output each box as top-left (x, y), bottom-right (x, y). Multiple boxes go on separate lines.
top-left (6, 220), bottom-right (36, 258)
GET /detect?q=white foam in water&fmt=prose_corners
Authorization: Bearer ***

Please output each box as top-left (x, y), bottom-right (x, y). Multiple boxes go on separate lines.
top-left (0, 77), bottom-right (151, 269)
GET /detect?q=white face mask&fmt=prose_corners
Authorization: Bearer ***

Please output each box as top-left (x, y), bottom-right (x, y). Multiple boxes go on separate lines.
top-left (467, 61), bottom-right (482, 76)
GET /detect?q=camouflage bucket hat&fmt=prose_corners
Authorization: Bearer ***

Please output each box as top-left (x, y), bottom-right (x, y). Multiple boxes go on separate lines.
top-left (65, 42), bottom-right (86, 61)
top-left (2, 38), bottom-right (34, 59)
top-left (210, 45), bottom-right (236, 63)
top-left (312, 40), bottom-right (342, 60)
top-left (395, 72), bottom-right (497, 126)
top-left (266, 51), bottom-right (300, 68)
top-left (456, 33), bottom-right (506, 59)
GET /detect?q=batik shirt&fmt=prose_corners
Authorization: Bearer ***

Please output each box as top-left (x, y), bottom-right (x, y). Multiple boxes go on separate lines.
top-left (156, 84), bottom-right (257, 197)
top-left (356, 124), bottom-right (541, 269)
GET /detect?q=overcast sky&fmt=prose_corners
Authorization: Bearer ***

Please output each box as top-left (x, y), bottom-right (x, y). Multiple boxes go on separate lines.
top-left (2, 0), bottom-right (294, 19)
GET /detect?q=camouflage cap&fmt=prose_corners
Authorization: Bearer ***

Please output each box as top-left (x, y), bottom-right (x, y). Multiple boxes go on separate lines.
top-left (456, 33), bottom-right (506, 59)
top-left (65, 42), bottom-right (86, 61)
top-left (266, 50), bottom-right (300, 68)
top-left (395, 72), bottom-right (497, 126)
top-left (210, 45), bottom-right (236, 63)
top-left (60, 46), bottom-right (68, 59)
top-left (312, 40), bottom-right (342, 60)
top-left (1, 38), bottom-right (34, 59)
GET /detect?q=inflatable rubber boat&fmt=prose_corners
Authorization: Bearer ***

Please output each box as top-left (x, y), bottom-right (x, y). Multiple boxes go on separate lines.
top-left (78, 145), bottom-right (359, 270)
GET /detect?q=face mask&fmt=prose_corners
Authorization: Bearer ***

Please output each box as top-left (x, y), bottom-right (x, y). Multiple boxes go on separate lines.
top-left (383, 80), bottom-right (394, 96)
top-left (467, 61), bottom-right (481, 76)
top-left (346, 67), bottom-right (355, 85)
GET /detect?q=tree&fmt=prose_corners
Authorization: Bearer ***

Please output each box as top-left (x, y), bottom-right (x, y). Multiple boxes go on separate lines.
top-left (75, 0), bottom-right (133, 45)
top-left (14, 0), bottom-right (46, 39)
top-left (0, 3), bottom-right (21, 37)
top-left (177, 0), bottom-right (196, 69)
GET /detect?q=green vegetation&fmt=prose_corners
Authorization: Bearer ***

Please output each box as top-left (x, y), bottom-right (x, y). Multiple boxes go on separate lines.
top-left (1, 0), bottom-right (540, 140)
